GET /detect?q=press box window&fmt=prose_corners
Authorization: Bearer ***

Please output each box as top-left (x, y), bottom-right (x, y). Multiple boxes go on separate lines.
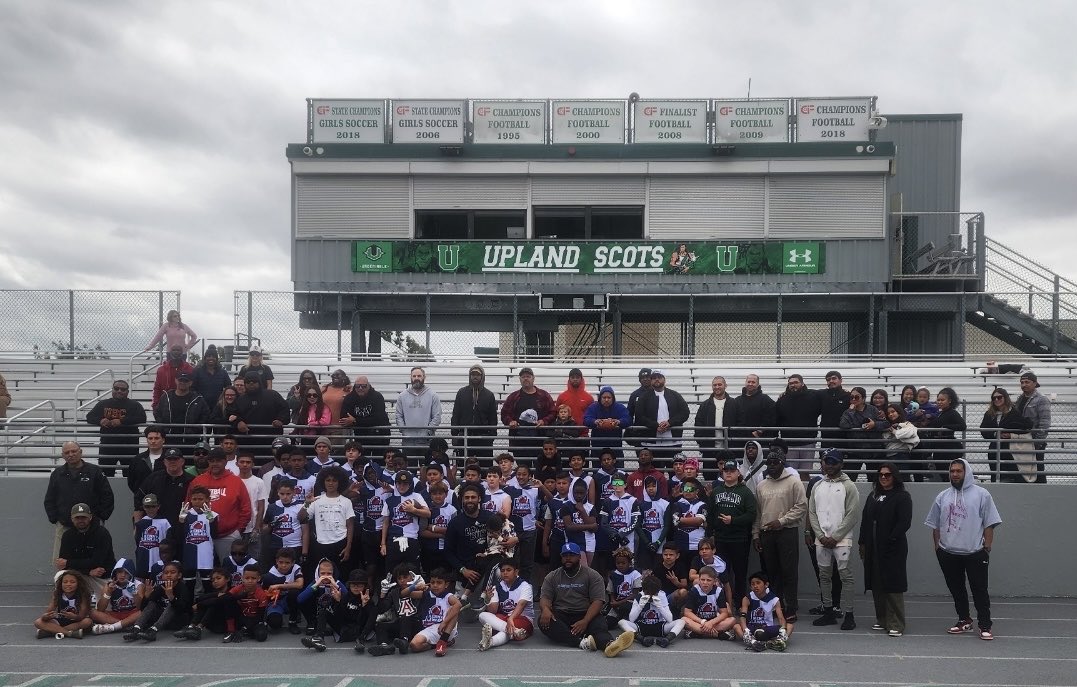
top-left (533, 206), bottom-right (643, 240)
top-left (415, 210), bottom-right (526, 240)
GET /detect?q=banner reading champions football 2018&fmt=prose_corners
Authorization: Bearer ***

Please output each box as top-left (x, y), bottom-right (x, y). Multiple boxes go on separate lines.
top-left (352, 241), bottom-right (825, 275)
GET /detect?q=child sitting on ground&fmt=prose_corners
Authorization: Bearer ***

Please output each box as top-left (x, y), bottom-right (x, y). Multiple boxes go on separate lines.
top-left (298, 557), bottom-right (346, 652)
top-left (35, 570), bottom-right (93, 639)
top-left (368, 563), bottom-right (426, 657)
top-left (408, 568), bottom-right (462, 657)
top-left (122, 561), bottom-right (192, 642)
top-left (224, 564), bottom-right (269, 643)
top-left (735, 570), bottom-right (791, 652)
top-left (174, 567), bottom-right (232, 639)
top-left (682, 565), bottom-right (737, 640)
top-left (477, 558), bottom-right (535, 651)
top-left (90, 559), bottom-right (144, 635)
top-left (606, 547), bottom-right (642, 633)
top-left (628, 574), bottom-right (685, 647)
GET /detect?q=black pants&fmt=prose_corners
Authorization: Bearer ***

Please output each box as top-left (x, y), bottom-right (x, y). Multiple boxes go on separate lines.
top-left (307, 538), bottom-right (348, 581)
top-left (937, 547), bottom-right (991, 630)
top-left (384, 537), bottom-right (420, 576)
top-left (375, 613), bottom-right (421, 644)
top-left (714, 539), bottom-right (751, 609)
top-left (516, 529), bottom-right (537, 583)
top-left (541, 609), bottom-right (612, 649)
top-left (759, 527), bottom-right (800, 617)
top-left (1034, 442), bottom-right (1047, 484)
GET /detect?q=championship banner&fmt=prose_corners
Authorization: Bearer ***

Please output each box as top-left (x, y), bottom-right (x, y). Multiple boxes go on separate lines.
top-left (310, 100), bottom-right (386, 143)
top-left (633, 100), bottom-right (707, 143)
top-left (472, 101), bottom-right (546, 144)
top-left (795, 97), bottom-right (873, 141)
top-left (713, 99), bottom-right (790, 143)
top-left (391, 99), bottom-right (465, 143)
top-left (551, 100), bottom-right (625, 144)
top-left (353, 240), bottom-right (825, 275)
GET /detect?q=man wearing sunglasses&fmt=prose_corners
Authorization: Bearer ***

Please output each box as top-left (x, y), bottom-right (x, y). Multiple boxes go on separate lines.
top-left (86, 379), bottom-right (147, 477)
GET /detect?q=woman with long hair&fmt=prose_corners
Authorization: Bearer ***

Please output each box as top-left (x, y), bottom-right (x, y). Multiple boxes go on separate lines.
top-left (979, 388), bottom-right (1032, 483)
top-left (210, 386), bottom-right (241, 432)
top-left (236, 347), bottom-right (273, 390)
top-left (881, 403), bottom-right (919, 477)
top-left (287, 370), bottom-right (320, 419)
top-left (924, 387), bottom-right (966, 481)
top-left (859, 462), bottom-right (912, 637)
top-left (142, 309), bottom-right (198, 353)
top-left (839, 386), bottom-right (888, 481)
top-left (294, 385), bottom-right (332, 441)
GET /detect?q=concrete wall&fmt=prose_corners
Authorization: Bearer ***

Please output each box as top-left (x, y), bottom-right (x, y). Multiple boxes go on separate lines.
top-left (7, 477), bottom-right (1071, 597)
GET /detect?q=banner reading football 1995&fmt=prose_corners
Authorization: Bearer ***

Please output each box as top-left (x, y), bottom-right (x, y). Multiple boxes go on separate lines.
top-left (352, 240), bottom-right (826, 275)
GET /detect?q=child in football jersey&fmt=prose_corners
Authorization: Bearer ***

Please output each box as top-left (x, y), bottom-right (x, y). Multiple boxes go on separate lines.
top-left (368, 562), bottom-right (427, 657)
top-left (483, 467), bottom-right (512, 517)
top-left (565, 449), bottom-right (596, 505)
top-left (224, 565), bottom-right (269, 643)
top-left (561, 479), bottom-right (597, 566)
top-left (592, 450), bottom-right (620, 504)
top-left (35, 569), bottom-right (92, 639)
top-left (134, 494), bottom-right (170, 581)
top-left (222, 539), bottom-right (258, 588)
top-left (263, 548), bottom-right (305, 634)
top-left (670, 478), bottom-right (707, 558)
top-left (542, 472), bottom-right (572, 561)
top-left (508, 463), bottom-right (541, 583)
top-left (682, 565), bottom-right (737, 639)
top-left (497, 453), bottom-right (518, 487)
top-left (90, 559), bottom-right (144, 634)
top-left (281, 449), bottom-right (317, 503)
top-left (408, 568), bottom-right (461, 657)
top-left (122, 561), bottom-right (192, 642)
top-left (655, 542), bottom-right (689, 610)
top-left (420, 481), bottom-right (457, 575)
top-left (262, 480), bottom-right (307, 569)
top-left (669, 454), bottom-right (687, 497)
top-left (477, 558), bottom-right (534, 651)
top-left (174, 567), bottom-right (231, 639)
top-left (359, 463), bottom-right (390, 587)
top-left (178, 487), bottom-right (218, 594)
top-left (146, 540), bottom-right (176, 587)
top-left (637, 476), bottom-right (670, 575)
top-left (736, 571), bottom-right (790, 652)
top-left (628, 574), bottom-right (685, 647)
top-left (602, 474), bottom-right (640, 554)
top-left (298, 557), bottom-right (346, 652)
top-left (688, 537), bottom-right (730, 588)
top-left (605, 547), bottom-right (642, 633)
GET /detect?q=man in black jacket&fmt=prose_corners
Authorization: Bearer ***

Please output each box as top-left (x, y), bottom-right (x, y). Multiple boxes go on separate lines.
top-left (625, 368), bottom-right (652, 447)
top-left (153, 372), bottom-right (210, 448)
top-left (86, 379), bottom-right (147, 477)
top-left (339, 375), bottom-right (391, 458)
top-left (44, 442), bottom-right (115, 559)
top-left (635, 370), bottom-right (690, 463)
top-left (56, 503), bottom-right (116, 593)
top-left (450, 364), bottom-right (498, 461)
top-left (733, 374), bottom-right (776, 450)
top-left (443, 483), bottom-right (494, 608)
top-left (817, 370), bottom-right (851, 445)
top-left (234, 372), bottom-right (289, 459)
top-left (775, 374), bottom-right (821, 474)
top-left (133, 447), bottom-right (194, 529)
top-left (695, 376), bottom-right (738, 466)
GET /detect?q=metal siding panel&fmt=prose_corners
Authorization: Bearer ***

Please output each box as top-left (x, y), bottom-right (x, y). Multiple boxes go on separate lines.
top-left (647, 176), bottom-right (765, 239)
top-left (412, 175), bottom-right (528, 209)
top-left (531, 176), bottom-right (645, 205)
top-left (768, 175), bottom-right (885, 238)
top-left (295, 175), bottom-right (410, 238)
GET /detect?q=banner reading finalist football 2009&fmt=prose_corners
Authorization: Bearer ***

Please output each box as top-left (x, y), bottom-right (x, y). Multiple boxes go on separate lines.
top-left (352, 241), bottom-right (825, 275)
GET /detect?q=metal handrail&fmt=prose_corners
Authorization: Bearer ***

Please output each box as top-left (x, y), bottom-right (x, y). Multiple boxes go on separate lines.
top-left (73, 368), bottom-right (114, 419)
top-left (1, 400), bottom-right (60, 475)
top-left (987, 237), bottom-right (1077, 292)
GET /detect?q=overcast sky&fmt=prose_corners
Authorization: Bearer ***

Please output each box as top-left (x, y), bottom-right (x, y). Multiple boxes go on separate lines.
top-left (2, 0), bottom-right (1075, 352)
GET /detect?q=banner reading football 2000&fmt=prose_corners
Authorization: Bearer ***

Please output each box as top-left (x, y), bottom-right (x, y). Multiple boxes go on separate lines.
top-left (352, 241), bottom-right (825, 275)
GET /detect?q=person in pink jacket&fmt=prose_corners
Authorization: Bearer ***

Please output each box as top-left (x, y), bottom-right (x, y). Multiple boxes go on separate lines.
top-left (295, 386), bottom-right (333, 442)
top-left (143, 310), bottom-right (198, 353)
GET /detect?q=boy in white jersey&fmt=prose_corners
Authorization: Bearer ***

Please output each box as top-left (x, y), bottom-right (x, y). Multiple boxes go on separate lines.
top-left (477, 558), bottom-right (534, 650)
top-left (628, 574), bottom-right (685, 647)
top-left (408, 568), bottom-right (461, 657)
top-left (90, 559), bottom-right (144, 634)
top-left (605, 547), bottom-right (642, 633)
top-left (736, 570), bottom-right (790, 651)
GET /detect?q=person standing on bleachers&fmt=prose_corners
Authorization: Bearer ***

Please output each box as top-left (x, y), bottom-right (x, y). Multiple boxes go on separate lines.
top-left (395, 367), bottom-right (442, 455)
top-left (502, 368), bottom-right (556, 464)
top-left (86, 379), bottom-right (146, 477)
top-left (340, 376), bottom-right (391, 458)
top-left (555, 368), bottom-right (594, 444)
top-left (142, 309), bottom-right (198, 354)
top-left (694, 376), bottom-right (737, 465)
top-left (775, 374), bottom-right (821, 475)
top-left (152, 345), bottom-right (194, 411)
top-left (635, 370), bottom-right (689, 463)
top-left (234, 372), bottom-right (290, 459)
top-left (154, 372), bottom-right (210, 448)
top-left (191, 345), bottom-right (231, 409)
top-left (733, 374), bottom-right (777, 450)
top-left (625, 368), bottom-right (653, 449)
top-left (450, 364), bottom-right (498, 462)
top-left (1017, 372), bottom-right (1051, 484)
top-left (817, 371), bottom-right (851, 449)
top-left (0, 371), bottom-right (10, 424)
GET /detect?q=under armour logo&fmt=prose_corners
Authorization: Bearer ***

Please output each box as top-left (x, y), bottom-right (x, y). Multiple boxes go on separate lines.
top-left (788, 249), bottom-right (813, 263)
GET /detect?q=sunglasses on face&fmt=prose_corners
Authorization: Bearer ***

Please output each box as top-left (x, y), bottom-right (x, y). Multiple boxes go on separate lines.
top-left (113, 386), bottom-right (128, 391)
top-left (306, 393), bottom-right (319, 399)
top-left (849, 394), bottom-right (862, 399)
top-left (681, 486), bottom-right (696, 493)
top-left (992, 395), bottom-right (1004, 400)
top-left (878, 472), bottom-right (893, 478)
top-left (355, 384), bottom-right (369, 389)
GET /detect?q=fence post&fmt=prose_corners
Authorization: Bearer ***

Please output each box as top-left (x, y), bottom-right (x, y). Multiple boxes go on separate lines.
top-left (247, 291), bottom-right (253, 348)
top-left (867, 294), bottom-right (875, 360)
top-left (425, 293), bottom-right (432, 353)
top-left (158, 292), bottom-right (164, 343)
top-left (1052, 274), bottom-right (1061, 356)
top-left (687, 295), bottom-right (695, 360)
top-left (776, 293), bottom-right (783, 361)
top-left (68, 290), bottom-right (75, 354)
top-left (512, 296), bottom-right (519, 361)
top-left (336, 294), bottom-right (343, 362)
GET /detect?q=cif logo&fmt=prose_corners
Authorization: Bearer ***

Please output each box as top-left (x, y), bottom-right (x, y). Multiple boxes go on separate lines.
top-left (800, 104), bottom-right (815, 114)
top-left (316, 105), bottom-right (330, 115)
top-left (476, 106), bottom-right (491, 116)
top-left (364, 244), bottom-right (385, 262)
top-left (788, 248), bottom-right (813, 264)
top-left (642, 106), bottom-right (657, 116)
top-left (556, 106), bottom-right (571, 116)
top-left (719, 106), bottom-right (733, 115)
top-left (396, 105), bottom-right (411, 115)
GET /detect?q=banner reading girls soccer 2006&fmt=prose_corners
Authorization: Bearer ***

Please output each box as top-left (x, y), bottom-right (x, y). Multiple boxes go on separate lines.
top-left (352, 240), bottom-right (825, 275)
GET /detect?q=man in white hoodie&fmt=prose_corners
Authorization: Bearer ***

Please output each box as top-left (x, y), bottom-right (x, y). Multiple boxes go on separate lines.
top-left (925, 458), bottom-right (1002, 640)
top-left (395, 367), bottom-right (442, 454)
top-left (808, 449), bottom-right (860, 630)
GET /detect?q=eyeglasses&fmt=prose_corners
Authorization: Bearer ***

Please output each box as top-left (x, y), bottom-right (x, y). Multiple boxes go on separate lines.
top-left (991, 395), bottom-right (1004, 400)
top-left (113, 386), bottom-right (128, 391)
top-left (306, 394), bottom-right (319, 399)
top-left (877, 472), bottom-right (893, 479)
top-left (681, 486), bottom-right (696, 493)
top-left (355, 384), bottom-right (369, 389)
top-left (849, 394), bottom-right (862, 399)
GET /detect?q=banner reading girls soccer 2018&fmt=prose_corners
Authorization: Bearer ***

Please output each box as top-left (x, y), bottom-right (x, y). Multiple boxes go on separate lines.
top-left (352, 240), bottom-right (825, 275)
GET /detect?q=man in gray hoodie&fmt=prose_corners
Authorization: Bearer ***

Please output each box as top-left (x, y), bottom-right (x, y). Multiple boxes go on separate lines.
top-left (808, 449), bottom-right (860, 630)
top-left (924, 458), bottom-right (1002, 640)
top-left (395, 367), bottom-right (442, 454)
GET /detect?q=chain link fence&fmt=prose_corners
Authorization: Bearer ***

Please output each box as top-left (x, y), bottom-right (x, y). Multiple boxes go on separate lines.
top-left (0, 290), bottom-right (179, 355)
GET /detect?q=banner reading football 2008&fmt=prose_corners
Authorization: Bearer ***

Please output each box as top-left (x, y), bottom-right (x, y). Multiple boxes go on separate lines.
top-left (352, 240), bottom-right (825, 275)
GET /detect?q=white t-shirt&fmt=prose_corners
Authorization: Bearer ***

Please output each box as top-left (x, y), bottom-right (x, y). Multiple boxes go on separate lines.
top-left (226, 459), bottom-right (241, 476)
top-left (307, 494), bottom-right (354, 544)
top-left (240, 474), bottom-right (269, 533)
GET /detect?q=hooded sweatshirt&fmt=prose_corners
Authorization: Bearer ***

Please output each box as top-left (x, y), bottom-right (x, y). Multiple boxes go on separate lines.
top-left (752, 464), bottom-right (808, 537)
top-left (584, 386), bottom-right (631, 445)
top-left (395, 384), bottom-right (442, 441)
top-left (807, 471), bottom-right (860, 546)
top-left (924, 458), bottom-right (1002, 555)
top-left (556, 375), bottom-right (595, 437)
top-left (450, 364), bottom-right (498, 438)
top-left (106, 558), bottom-right (142, 613)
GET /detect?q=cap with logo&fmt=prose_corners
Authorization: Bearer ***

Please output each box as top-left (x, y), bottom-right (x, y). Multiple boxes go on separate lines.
top-left (519, 408), bottom-right (539, 424)
top-left (638, 368), bottom-right (652, 377)
top-left (650, 369), bottom-right (665, 378)
top-left (208, 447), bottom-right (227, 460)
top-left (821, 448), bottom-right (844, 465)
top-left (561, 542), bottom-right (582, 556)
top-left (721, 460), bottom-right (740, 471)
top-left (193, 441), bottom-right (208, 454)
top-left (142, 494), bottom-right (160, 507)
top-left (176, 371), bottom-right (193, 382)
top-left (70, 503), bottom-right (92, 517)
top-left (249, 345), bottom-right (263, 354)
top-left (163, 448), bottom-right (184, 460)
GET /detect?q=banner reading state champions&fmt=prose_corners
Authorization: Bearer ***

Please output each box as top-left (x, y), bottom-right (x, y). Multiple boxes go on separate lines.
top-left (353, 241), bottom-right (825, 275)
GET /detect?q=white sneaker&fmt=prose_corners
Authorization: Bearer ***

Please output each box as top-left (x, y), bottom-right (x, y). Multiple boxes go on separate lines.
top-left (579, 635), bottom-right (597, 651)
top-left (92, 624), bottom-right (108, 635)
top-left (888, 629), bottom-right (903, 637)
top-left (478, 623), bottom-right (492, 651)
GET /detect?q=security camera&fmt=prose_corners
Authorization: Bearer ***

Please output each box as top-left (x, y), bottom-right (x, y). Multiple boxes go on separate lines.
top-left (302, 146), bottom-right (313, 156)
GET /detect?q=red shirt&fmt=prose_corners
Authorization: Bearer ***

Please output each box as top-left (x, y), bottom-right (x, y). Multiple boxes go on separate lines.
top-left (556, 384), bottom-right (595, 437)
top-left (229, 585), bottom-right (269, 617)
top-left (626, 467), bottom-right (668, 500)
top-left (187, 471), bottom-right (252, 537)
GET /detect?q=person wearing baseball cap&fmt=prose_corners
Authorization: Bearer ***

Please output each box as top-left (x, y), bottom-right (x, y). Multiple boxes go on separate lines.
top-left (56, 502), bottom-right (116, 589)
top-left (1018, 371), bottom-right (1051, 483)
top-left (501, 367), bottom-right (556, 461)
top-left (538, 542), bottom-right (634, 657)
top-left (635, 369), bottom-right (690, 461)
top-left (187, 445), bottom-right (252, 563)
top-left (808, 448), bottom-right (859, 630)
top-left (151, 344), bottom-right (194, 410)
top-left (153, 370), bottom-right (210, 449)
top-left (237, 346), bottom-right (274, 390)
top-left (752, 448), bottom-right (807, 623)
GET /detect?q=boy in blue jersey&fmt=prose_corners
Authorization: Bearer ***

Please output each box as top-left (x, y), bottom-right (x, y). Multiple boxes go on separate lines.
top-left (222, 539), bottom-right (258, 588)
top-left (736, 570), bottom-right (790, 651)
top-left (419, 481), bottom-right (456, 575)
top-left (682, 565), bottom-right (737, 640)
top-left (134, 494), bottom-right (170, 581)
top-left (261, 480), bottom-right (306, 569)
top-left (477, 558), bottom-right (535, 651)
top-left (282, 449), bottom-right (317, 503)
top-left (542, 472), bottom-right (572, 562)
top-left (263, 548), bottom-right (305, 634)
top-left (381, 470), bottom-right (430, 572)
top-left (178, 486), bottom-right (218, 595)
top-left (637, 476), bottom-right (670, 575)
top-left (508, 464), bottom-right (541, 583)
top-left (90, 559), bottom-right (145, 634)
top-left (360, 464), bottom-right (391, 584)
top-left (409, 568), bottom-right (462, 657)
top-left (147, 540), bottom-right (176, 587)
top-left (670, 478), bottom-right (707, 558)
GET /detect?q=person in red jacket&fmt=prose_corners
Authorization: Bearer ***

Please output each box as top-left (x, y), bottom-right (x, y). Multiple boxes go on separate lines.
top-left (188, 447), bottom-right (252, 564)
top-left (500, 368), bottom-right (556, 464)
top-left (555, 368), bottom-right (594, 440)
top-left (152, 345), bottom-right (195, 410)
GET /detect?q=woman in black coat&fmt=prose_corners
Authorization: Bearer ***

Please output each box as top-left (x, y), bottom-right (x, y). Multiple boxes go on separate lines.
top-left (923, 387), bottom-right (966, 481)
top-left (979, 387), bottom-right (1033, 483)
top-left (859, 461), bottom-right (912, 637)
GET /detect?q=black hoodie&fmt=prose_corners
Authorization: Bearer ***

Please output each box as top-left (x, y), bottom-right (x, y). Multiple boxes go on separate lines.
top-left (59, 518), bottom-right (116, 577)
top-left (450, 364), bottom-right (498, 438)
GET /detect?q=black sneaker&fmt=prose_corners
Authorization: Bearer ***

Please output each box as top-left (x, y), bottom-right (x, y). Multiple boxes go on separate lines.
top-left (813, 609), bottom-right (838, 626)
top-left (138, 628), bottom-right (157, 642)
top-left (655, 636), bottom-right (669, 648)
top-left (288, 621), bottom-right (301, 635)
top-left (718, 629), bottom-right (735, 641)
top-left (393, 637), bottom-right (410, 654)
top-left (122, 627), bottom-right (142, 642)
top-left (353, 640), bottom-right (366, 654)
top-left (640, 635), bottom-right (655, 647)
top-left (841, 612), bottom-right (856, 631)
top-left (223, 632), bottom-right (244, 643)
top-left (367, 643), bottom-right (396, 657)
top-left (808, 604), bottom-right (826, 615)
top-left (302, 636), bottom-right (327, 652)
